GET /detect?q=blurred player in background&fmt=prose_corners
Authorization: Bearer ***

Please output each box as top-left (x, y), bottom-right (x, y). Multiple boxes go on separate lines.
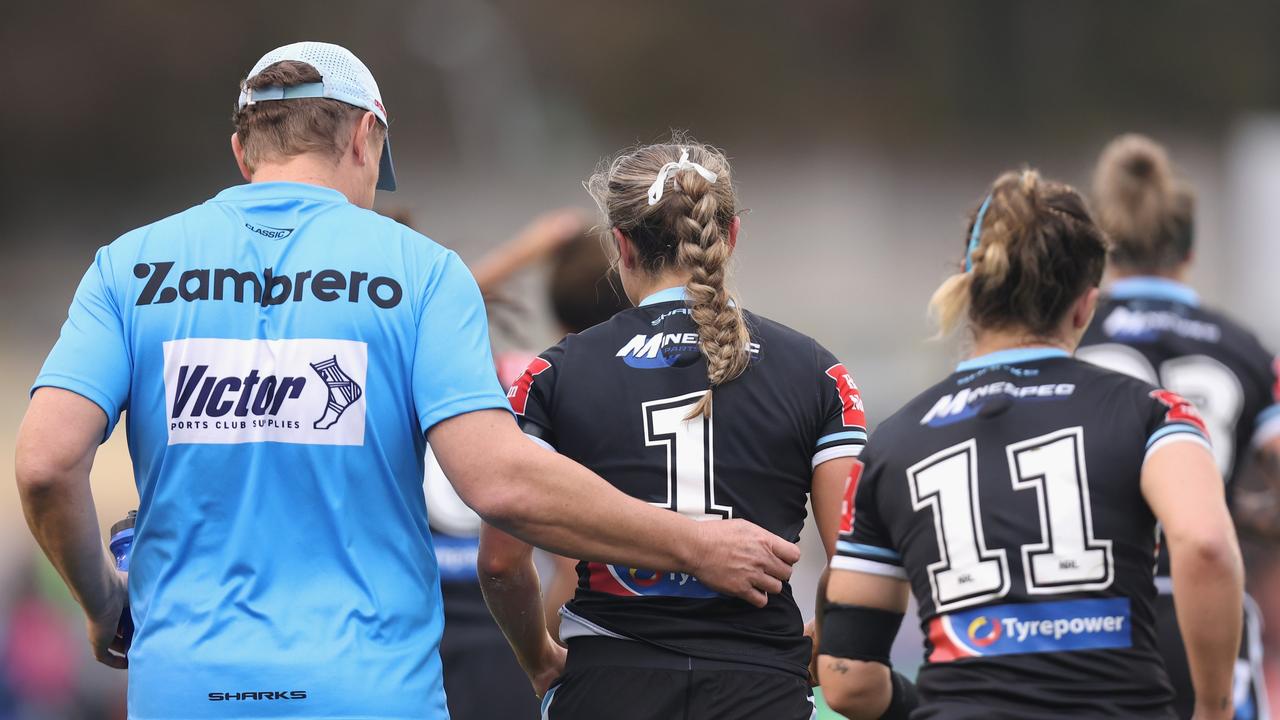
top-left (420, 210), bottom-right (630, 720)
top-left (12, 43), bottom-right (802, 720)
top-left (479, 137), bottom-right (867, 719)
top-left (819, 169), bottom-right (1244, 719)
top-left (1078, 134), bottom-right (1280, 720)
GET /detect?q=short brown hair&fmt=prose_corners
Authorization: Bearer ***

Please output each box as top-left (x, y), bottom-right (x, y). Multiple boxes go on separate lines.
top-left (1092, 134), bottom-right (1194, 272)
top-left (549, 234), bottom-right (631, 333)
top-left (931, 169), bottom-right (1108, 338)
top-left (232, 60), bottom-right (383, 172)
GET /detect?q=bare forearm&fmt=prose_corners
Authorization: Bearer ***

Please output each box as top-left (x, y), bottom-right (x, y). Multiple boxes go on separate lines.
top-left (1168, 537), bottom-right (1244, 716)
top-left (491, 449), bottom-right (696, 573)
top-left (479, 553), bottom-right (552, 673)
top-left (17, 472), bottom-right (115, 617)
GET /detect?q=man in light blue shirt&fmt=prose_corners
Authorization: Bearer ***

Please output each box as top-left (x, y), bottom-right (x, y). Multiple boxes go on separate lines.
top-left (14, 42), bottom-right (800, 719)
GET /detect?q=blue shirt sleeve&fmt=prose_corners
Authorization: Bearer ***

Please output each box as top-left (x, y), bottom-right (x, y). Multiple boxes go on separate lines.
top-left (32, 246), bottom-right (131, 441)
top-left (413, 251), bottom-right (512, 433)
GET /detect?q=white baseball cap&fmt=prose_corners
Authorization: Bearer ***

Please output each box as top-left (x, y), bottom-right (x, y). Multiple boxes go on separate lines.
top-left (237, 41), bottom-right (396, 191)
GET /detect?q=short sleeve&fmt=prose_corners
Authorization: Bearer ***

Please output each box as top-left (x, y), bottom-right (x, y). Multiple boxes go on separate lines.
top-left (1252, 356), bottom-right (1280, 448)
top-left (1143, 388), bottom-right (1213, 463)
top-left (32, 246), bottom-right (131, 441)
top-left (813, 346), bottom-right (869, 469)
top-left (507, 343), bottom-right (565, 452)
top-left (831, 451), bottom-right (905, 579)
top-left (413, 252), bottom-right (512, 433)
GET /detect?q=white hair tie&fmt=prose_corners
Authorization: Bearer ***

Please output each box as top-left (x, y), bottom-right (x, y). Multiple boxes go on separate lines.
top-left (647, 148), bottom-right (718, 206)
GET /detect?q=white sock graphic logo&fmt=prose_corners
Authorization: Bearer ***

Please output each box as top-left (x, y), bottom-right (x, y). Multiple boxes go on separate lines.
top-left (310, 356), bottom-right (363, 429)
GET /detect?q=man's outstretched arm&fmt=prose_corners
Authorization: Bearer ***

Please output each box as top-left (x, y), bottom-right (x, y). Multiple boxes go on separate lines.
top-left (15, 387), bottom-right (128, 668)
top-left (430, 409), bottom-right (801, 608)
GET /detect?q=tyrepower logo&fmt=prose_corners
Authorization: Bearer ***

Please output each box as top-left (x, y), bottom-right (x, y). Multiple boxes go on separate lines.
top-left (927, 597), bottom-right (1131, 662)
top-left (163, 338), bottom-right (367, 446)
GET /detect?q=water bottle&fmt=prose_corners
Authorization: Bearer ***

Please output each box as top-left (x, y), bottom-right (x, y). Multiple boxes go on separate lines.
top-left (109, 510), bottom-right (136, 649)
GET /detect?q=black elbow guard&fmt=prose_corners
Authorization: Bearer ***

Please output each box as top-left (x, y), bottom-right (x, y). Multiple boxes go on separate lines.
top-left (818, 603), bottom-right (904, 666)
top-left (879, 670), bottom-right (920, 720)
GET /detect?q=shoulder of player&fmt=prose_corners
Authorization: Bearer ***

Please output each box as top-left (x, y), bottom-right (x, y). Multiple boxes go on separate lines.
top-left (866, 374), bottom-right (966, 446)
top-left (1194, 302), bottom-right (1274, 363)
top-left (741, 309), bottom-right (811, 345)
top-left (740, 309), bottom-right (836, 369)
top-left (1065, 356), bottom-right (1161, 399)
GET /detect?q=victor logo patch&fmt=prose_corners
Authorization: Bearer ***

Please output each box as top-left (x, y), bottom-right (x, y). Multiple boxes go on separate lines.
top-left (163, 338), bottom-right (367, 446)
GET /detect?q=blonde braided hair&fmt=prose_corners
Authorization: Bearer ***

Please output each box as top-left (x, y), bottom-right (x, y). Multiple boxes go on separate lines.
top-left (585, 135), bottom-right (749, 418)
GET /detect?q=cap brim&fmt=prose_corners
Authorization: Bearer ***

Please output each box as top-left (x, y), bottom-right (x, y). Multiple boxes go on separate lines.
top-left (377, 135), bottom-right (396, 192)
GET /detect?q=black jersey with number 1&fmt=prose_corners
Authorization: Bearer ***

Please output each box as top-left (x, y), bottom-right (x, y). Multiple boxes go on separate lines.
top-left (834, 348), bottom-right (1211, 719)
top-left (510, 286), bottom-right (868, 677)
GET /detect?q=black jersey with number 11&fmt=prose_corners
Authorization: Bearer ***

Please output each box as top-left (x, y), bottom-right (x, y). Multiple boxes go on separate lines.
top-left (835, 348), bottom-right (1211, 719)
top-left (510, 286), bottom-right (867, 677)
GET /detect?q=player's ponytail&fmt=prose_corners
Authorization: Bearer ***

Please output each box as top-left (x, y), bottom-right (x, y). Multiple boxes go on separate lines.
top-left (1092, 134), bottom-right (1194, 272)
top-left (586, 135), bottom-right (748, 418)
top-left (931, 168), bottom-right (1108, 339)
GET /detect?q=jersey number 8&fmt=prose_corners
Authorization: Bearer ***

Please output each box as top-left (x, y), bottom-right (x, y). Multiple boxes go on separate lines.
top-left (908, 427), bottom-right (1114, 613)
top-left (1078, 345), bottom-right (1243, 476)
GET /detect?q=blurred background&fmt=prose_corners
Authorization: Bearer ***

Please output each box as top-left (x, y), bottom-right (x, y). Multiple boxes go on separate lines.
top-left (2, 1), bottom-right (1279, 717)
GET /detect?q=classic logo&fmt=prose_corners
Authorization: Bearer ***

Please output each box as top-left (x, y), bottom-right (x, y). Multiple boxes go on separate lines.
top-left (163, 338), bottom-right (367, 446)
top-left (244, 223), bottom-right (294, 240)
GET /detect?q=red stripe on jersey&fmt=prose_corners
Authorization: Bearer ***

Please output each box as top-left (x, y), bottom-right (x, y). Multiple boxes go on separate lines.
top-left (840, 459), bottom-right (864, 535)
top-left (1149, 389), bottom-right (1209, 436)
top-left (585, 562), bottom-right (636, 596)
top-left (926, 616), bottom-right (976, 663)
top-left (825, 363), bottom-right (867, 429)
top-left (507, 357), bottom-right (551, 416)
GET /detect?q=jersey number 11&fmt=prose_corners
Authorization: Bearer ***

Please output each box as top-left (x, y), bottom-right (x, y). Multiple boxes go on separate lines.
top-left (908, 427), bottom-right (1114, 613)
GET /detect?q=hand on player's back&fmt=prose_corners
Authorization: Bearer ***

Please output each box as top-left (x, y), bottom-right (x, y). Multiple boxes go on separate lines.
top-left (689, 519), bottom-right (801, 608)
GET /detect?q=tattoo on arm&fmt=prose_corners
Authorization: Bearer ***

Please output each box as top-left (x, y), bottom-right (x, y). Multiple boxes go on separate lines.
top-left (827, 658), bottom-right (851, 674)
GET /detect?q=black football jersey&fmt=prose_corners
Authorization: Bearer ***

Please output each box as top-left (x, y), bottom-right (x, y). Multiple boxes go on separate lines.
top-left (1079, 277), bottom-right (1280, 488)
top-left (834, 348), bottom-right (1211, 718)
top-left (509, 287), bottom-right (868, 676)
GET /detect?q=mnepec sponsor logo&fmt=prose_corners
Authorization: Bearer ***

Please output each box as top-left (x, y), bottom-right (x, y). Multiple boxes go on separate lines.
top-left (616, 332), bottom-right (761, 369)
top-left (921, 381), bottom-right (1075, 426)
top-left (1104, 306), bottom-right (1220, 343)
top-left (927, 597), bottom-right (1131, 662)
top-left (133, 262), bottom-right (403, 309)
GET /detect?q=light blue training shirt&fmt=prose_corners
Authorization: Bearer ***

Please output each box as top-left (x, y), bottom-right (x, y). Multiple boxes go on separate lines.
top-left (33, 181), bottom-right (511, 719)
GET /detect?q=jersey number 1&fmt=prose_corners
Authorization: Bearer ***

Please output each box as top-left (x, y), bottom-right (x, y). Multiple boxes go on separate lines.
top-left (908, 427), bottom-right (1114, 612)
top-left (643, 391), bottom-right (732, 521)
